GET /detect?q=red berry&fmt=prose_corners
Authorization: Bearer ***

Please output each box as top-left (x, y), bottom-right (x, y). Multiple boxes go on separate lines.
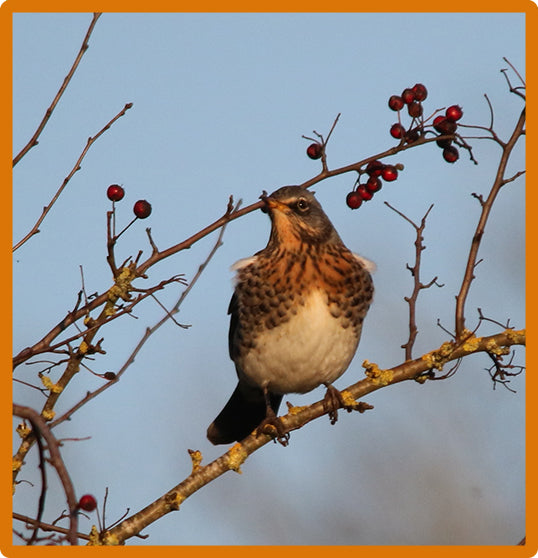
top-left (436, 137), bottom-right (452, 149)
top-left (405, 128), bottom-right (420, 144)
top-left (401, 88), bottom-right (415, 104)
top-left (365, 160), bottom-right (384, 177)
top-left (433, 116), bottom-right (457, 134)
top-left (432, 115), bottom-right (445, 129)
top-left (78, 494), bottom-right (97, 512)
top-left (388, 95), bottom-right (404, 111)
top-left (443, 146), bottom-right (459, 163)
top-left (356, 184), bottom-right (374, 201)
top-left (107, 184), bottom-right (124, 202)
top-left (133, 200), bottom-right (152, 219)
top-left (445, 105), bottom-right (463, 122)
top-left (346, 191), bottom-right (363, 209)
top-left (365, 176), bottom-right (382, 193)
top-left (390, 123), bottom-right (406, 139)
top-left (381, 165), bottom-right (398, 182)
top-left (306, 143), bottom-right (323, 160)
top-left (412, 83), bottom-right (428, 102)
top-left (407, 101), bottom-right (423, 118)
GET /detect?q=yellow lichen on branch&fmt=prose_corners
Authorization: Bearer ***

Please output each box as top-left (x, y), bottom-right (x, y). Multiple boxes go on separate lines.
top-left (188, 449), bottom-right (203, 473)
top-left (227, 443), bottom-right (248, 473)
top-left (505, 328), bottom-right (526, 344)
top-left (16, 423), bottom-right (31, 438)
top-left (485, 337), bottom-right (511, 356)
top-left (421, 341), bottom-right (454, 370)
top-left (285, 401), bottom-right (308, 415)
top-left (39, 374), bottom-right (63, 394)
top-left (87, 526), bottom-right (103, 546)
top-left (339, 389), bottom-right (358, 407)
top-left (41, 409), bottom-right (55, 421)
top-left (462, 335), bottom-right (481, 352)
top-left (362, 360), bottom-right (394, 386)
top-left (107, 265), bottom-right (137, 302)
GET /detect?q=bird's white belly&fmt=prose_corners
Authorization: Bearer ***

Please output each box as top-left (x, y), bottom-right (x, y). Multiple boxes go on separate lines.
top-left (238, 290), bottom-right (359, 394)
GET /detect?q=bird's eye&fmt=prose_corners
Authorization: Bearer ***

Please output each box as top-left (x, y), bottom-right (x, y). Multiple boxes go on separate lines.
top-left (295, 198), bottom-right (309, 213)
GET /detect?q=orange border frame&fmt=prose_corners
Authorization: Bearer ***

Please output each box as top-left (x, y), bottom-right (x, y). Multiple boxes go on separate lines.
top-left (2, 2), bottom-right (535, 556)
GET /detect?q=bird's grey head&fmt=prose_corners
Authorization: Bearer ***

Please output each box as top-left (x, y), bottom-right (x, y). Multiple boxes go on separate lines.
top-left (262, 186), bottom-right (341, 246)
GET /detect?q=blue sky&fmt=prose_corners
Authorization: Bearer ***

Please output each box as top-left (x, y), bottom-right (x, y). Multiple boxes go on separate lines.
top-left (12, 12), bottom-right (525, 545)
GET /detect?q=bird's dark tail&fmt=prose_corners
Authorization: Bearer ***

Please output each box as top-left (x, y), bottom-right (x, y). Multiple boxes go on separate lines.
top-left (207, 383), bottom-right (282, 445)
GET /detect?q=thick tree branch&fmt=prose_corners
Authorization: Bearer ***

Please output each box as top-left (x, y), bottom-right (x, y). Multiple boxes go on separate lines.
top-left (97, 329), bottom-right (525, 545)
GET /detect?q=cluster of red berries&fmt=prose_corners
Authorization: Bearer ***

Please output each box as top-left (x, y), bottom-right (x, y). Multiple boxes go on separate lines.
top-left (387, 83), bottom-right (428, 145)
top-left (107, 185), bottom-right (152, 219)
top-left (77, 494), bottom-right (97, 512)
top-left (346, 160), bottom-right (400, 209)
top-left (305, 84), bottom-right (465, 211)
top-left (387, 83), bottom-right (463, 164)
top-left (432, 105), bottom-right (463, 162)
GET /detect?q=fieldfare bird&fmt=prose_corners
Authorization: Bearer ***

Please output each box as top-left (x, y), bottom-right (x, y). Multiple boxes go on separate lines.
top-left (207, 186), bottom-right (374, 445)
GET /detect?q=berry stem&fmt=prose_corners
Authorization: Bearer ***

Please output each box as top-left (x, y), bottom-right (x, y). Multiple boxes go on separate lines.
top-left (115, 217), bottom-right (138, 241)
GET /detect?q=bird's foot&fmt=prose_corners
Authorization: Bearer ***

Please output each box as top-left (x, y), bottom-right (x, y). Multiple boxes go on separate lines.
top-left (256, 407), bottom-right (290, 446)
top-left (323, 384), bottom-right (374, 425)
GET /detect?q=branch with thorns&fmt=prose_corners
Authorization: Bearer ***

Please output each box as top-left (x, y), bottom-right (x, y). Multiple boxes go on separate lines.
top-left (384, 202), bottom-right (443, 360)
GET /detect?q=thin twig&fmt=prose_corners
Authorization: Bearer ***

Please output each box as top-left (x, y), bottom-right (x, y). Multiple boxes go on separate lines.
top-left (484, 93), bottom-right (495, 131)
top-left (26, 420), bottom-right (47, 545)
top-left (503, 57), bottom-right (525, 87)
top-left (13, 13), bottom-right (102, 167)
top-left (501, 57), bottom-right (526, 100)
top-left (13, 102), bottom-right (133, 252)
top-left (13, 513), bottom-right (90, 543)
top-left (106, 211), bottom-right (118, 277)
top-left (385, 202), bottom-right (441, 360)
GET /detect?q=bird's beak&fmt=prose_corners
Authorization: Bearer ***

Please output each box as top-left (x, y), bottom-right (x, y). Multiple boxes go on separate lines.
top-left (263, 196), bottom-right (289, 213)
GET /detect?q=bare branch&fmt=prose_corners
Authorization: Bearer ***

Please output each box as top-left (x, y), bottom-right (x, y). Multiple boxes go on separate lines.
top-left (13, 513), bottom-right (90, 543)
top-left (12, 13), bottom-right (102, 167)
top-left (501, 57), bottom-right (526, 100)
top-left (13, 102), bottom-right (133, 252)
top-left (455, 107), bottom-right (525, 337)
top-left (385, 202), bottom-right (441, 360)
